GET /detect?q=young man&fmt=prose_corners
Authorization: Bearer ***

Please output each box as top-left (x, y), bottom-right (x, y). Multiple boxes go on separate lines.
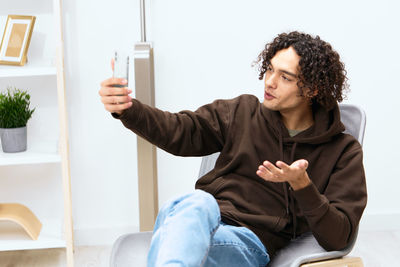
top-left (99, 31), bottom-right (367, 266)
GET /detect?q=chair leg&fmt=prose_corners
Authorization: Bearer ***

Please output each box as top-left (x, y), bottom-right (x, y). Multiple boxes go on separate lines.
top-left (300, 257), bottom-right (363, 267)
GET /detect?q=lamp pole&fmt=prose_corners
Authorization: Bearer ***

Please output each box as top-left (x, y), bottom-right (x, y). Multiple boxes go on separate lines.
top-left (134, 0), bottom-right (158, 232)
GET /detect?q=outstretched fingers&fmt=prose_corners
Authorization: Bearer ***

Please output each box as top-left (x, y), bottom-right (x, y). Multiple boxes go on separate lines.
top-left (292, 159), bottom-right (309, 170)
top-left (276, 160), bottom-right (290, 171)
top-left (257, 161), bottom-right (282, 182)
top-left (256, 159), bottom-right (309, 184)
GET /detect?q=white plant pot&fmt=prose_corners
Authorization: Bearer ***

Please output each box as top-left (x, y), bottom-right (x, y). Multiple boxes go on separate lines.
top-left (0, 126), bottom-right (27, 153)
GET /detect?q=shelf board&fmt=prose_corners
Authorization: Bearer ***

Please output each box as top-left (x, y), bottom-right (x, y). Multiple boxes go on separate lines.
top-left (0, 220), bottom-right (66, 251)
top-left (0, 141), bottom-right (60, 166)
top-left (0, 64), bottom-right (57, 78)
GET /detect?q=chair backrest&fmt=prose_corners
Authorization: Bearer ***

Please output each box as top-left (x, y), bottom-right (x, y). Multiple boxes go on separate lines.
top-left (198, 103), bottom-right (366, 178)
top-left (339, 104), bottom-right (366, 145)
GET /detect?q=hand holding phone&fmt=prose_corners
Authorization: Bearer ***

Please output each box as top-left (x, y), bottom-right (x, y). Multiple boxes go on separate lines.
top-left (99, 50), bottom-right (132, 114)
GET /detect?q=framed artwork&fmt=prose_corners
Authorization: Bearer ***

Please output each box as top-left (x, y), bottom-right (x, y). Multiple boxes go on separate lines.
top-left (0, 15), bottom-right (36, 66)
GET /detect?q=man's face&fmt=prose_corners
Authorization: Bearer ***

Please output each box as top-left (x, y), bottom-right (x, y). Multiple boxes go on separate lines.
top-left (263, 47), bottom-right (310, 114)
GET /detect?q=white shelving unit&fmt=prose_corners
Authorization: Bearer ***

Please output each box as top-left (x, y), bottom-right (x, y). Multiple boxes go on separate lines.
top-left (0, 65), bottom-right (57, 78)
top-left (0, 140), bottom-right (60, 166)
top-left (0, 220), bottom-right (65, 251)
top-left (0, 0), bottom-right (74, 266)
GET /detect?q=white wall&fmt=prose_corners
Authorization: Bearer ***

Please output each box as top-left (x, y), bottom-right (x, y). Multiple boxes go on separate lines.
top-left (63, 0), bottom-right (400, 245)
top-left (62, 0), bottom-right (142, 244)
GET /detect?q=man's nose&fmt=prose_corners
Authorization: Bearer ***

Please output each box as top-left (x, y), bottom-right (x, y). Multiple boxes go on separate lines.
top-left (265, 73), bottom-right (277, 89)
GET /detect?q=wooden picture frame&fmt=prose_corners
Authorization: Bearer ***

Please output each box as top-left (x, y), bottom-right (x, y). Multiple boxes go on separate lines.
top-left (0, 15), bottom-right (36, 66)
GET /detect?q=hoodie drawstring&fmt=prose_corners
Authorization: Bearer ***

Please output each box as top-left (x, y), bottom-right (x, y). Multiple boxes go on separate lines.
top-left (289, 142), bottom-right (298, 239)
top-left (290, 142), bottom-right (297, 163)
top-left (290, 190), bottom-right (297, 239)
top-left (279, 134), bottom-right (290, 215)
top-left (279, 133), bottom-right (299, 239)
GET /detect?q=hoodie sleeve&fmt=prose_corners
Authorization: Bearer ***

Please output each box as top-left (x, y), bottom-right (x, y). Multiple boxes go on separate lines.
top-left (112, 98), bottom-right (231, 156)
top-left (292, 141), bottom-right (367, 251)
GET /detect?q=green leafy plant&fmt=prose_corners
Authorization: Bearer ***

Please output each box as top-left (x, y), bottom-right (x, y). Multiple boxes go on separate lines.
top-left (0, 87), bottom-right (35, 128)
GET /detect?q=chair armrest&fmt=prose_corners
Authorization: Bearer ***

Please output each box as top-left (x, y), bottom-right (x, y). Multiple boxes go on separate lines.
top-left (268, 228), bottom-right (358, 267)
top-left (110, 231), bottom-right (153, 267)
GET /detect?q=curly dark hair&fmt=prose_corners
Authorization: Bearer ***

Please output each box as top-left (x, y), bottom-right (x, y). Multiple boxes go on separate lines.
top-left (256, 31), bottom-right (348, 110)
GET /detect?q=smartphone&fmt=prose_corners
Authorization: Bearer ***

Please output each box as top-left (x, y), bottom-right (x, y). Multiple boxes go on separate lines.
top-left (113, 50), bottom-right (129, 88)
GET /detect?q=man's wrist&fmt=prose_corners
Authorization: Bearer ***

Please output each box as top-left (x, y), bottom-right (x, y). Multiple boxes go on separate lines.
top-left (111, 110), bottom-right (123, 119)
top-left (289, 173), bottom-right (311, 191)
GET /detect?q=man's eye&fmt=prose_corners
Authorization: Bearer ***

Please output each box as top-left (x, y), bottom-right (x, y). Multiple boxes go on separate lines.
top-left (282, 75), bottom-right (291, 81)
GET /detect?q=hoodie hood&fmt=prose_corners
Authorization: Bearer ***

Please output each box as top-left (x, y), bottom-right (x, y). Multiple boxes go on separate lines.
top-left (260, 102), bottom-right (345, 145)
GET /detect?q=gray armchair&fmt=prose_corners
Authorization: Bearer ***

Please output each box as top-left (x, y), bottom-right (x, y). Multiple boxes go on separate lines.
top-left (110, 103), bottom-right (366, 267)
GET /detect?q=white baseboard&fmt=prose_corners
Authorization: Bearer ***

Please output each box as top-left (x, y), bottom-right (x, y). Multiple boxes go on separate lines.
top-left (73, 224), bottom-right (140, 246)
top-left (359, 213), bottom-right (400, 231)
top-left (72, 213), bottom-right (400, 246)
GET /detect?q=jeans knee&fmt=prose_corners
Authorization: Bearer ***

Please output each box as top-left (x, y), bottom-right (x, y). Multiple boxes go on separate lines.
top-left (191, 190), bottom-right (220, 214)
top-left (159, 190), bottom-right (220, 221)
top-left (186, 191), bottom-right (220, 231)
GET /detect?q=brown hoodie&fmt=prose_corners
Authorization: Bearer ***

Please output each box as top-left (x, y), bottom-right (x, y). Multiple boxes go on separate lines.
top-left (114, 94), bottom-right (367, 257)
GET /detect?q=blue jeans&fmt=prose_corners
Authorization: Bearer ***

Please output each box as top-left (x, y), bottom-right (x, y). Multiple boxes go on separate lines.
top-left (147, 190), bottom-right (270, 267)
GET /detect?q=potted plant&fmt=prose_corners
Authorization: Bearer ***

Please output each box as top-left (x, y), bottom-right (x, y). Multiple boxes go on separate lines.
top-left (0, 87), bottom-right (35, 153)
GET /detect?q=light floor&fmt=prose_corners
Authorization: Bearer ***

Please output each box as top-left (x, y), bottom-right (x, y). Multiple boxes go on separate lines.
top-left (0, 229), bottom-right (399, 267)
